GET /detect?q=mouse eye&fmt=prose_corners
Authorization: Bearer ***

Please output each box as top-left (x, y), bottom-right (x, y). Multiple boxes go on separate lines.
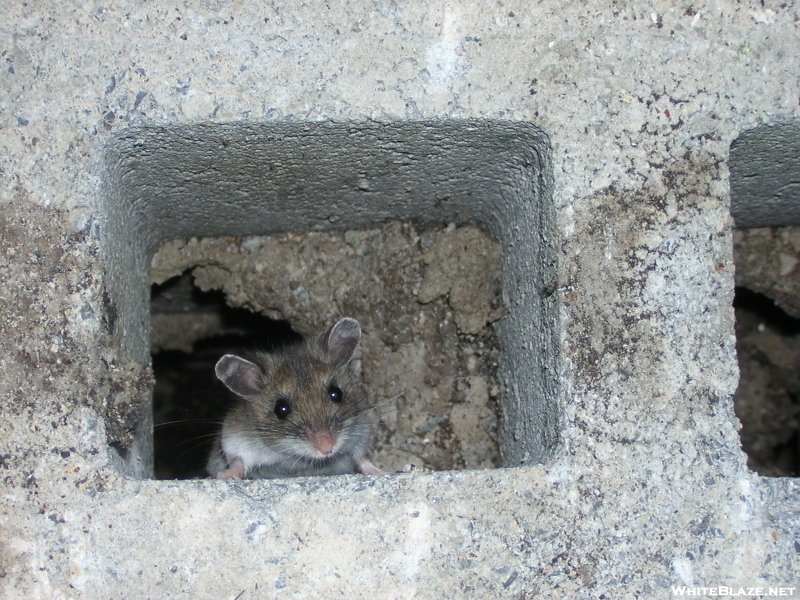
top-left (274, 397), bottom-right (292, 420)
top-left (327, 384), bottom-right (343, 403)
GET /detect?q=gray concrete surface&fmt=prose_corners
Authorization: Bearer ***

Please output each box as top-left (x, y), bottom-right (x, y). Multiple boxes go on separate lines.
top-left (730, 123), bottom-right (800, 227)
top-left (1, 1), bottom-right (799, 598)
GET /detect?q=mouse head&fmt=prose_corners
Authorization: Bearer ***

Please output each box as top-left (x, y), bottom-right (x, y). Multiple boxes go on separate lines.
top-left (215, 318), bottom-right (364, 456)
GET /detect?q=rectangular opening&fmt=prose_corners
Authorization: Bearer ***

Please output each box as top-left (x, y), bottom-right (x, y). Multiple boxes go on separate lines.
top-left (729, 122), bottom-right (800, 477)
top-left (101, 120), bottom-right (557, 478)
top-left (149, 223), bottom-right (504, 478)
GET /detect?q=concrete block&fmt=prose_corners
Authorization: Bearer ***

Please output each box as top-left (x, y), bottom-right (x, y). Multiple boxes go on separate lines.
top-left (1, 2), bottom-right (798, 598)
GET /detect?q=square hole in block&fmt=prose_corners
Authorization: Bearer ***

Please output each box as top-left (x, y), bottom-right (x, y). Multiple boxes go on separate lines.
top-left (150, 223), bottom-right (504, 478)
top-left (102, 121), bottom-right (557, 479)
top-left (729, 122), bottom-right (800, 477)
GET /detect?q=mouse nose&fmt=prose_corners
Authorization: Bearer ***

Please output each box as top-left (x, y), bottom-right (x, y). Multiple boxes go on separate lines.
top-left (310, 431), bottom-right (335, 455)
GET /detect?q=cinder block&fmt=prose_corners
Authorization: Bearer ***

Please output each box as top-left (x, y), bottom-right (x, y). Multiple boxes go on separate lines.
top-left (1, 2), bottom-right (798, 598)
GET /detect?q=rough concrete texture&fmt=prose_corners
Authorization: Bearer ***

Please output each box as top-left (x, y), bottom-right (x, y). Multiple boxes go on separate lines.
top-left (1, 2), bottom-right (800, 599)
top-left (151, 223), bottom-right (503, 472)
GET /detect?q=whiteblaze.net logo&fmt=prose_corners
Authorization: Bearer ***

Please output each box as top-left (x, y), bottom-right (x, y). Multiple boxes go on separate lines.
top-left (672, 587), bottom-right (797, 597)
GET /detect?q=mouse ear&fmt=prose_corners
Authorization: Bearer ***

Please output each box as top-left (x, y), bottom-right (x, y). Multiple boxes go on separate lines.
top-left (215, 355), bottom-right (264, 396)
top-left (320, 318), bottom-right (361, 367)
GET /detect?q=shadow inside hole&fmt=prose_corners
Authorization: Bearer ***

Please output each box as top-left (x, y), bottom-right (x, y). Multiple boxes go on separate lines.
top-left (151, 273), bottom-right (301, 479)
top-left (733, 287), bottom-right (800, 477)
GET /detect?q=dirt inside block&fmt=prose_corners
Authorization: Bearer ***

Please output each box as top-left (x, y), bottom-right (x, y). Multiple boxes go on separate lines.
top-left (150, 222), bottom-right (503, 476)
top-left (732, 289), bottom-right (800, 477)
top-left (733, 226), bottom-right (800, 477)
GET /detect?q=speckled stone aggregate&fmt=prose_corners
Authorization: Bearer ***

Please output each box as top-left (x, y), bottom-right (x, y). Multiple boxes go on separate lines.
top-left (1, 2), bottom-right (799, 598)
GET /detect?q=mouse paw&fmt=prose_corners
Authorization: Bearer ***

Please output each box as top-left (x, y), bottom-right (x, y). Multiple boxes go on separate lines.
top-left (217, 457), bottom-right (245, 480)
top-left (356, 458), bottom-right (384, 475)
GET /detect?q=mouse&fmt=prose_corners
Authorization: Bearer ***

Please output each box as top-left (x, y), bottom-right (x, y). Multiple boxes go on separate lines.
top-left (207, 317), bottom-right (383, 480)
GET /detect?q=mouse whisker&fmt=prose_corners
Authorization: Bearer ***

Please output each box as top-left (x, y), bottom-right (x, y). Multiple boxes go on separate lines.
top-left (169, 434), bottom-right (223, 461)
top-left (129, 418), bottom-right (223, 435)
top-left (359, 391), bottom-right (406, 417)
top-left (361, 367), bottom-right (421, 402)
